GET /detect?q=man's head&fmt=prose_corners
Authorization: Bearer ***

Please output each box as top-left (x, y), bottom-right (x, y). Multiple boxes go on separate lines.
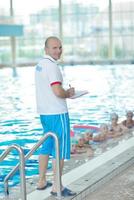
top-left (44, 36), bottom-right (62, 60)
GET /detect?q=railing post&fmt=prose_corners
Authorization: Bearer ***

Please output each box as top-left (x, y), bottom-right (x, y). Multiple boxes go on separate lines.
top-left (19, 146), bottom-right (27, 200)
top-left (0, 132), bottom-right (61, 199)
top-left (24, 132), bottom-right (62, 199)
top-left (48, 132), bottom-right (62, 199)
top-left (0, 144), bottom-right (26, 200)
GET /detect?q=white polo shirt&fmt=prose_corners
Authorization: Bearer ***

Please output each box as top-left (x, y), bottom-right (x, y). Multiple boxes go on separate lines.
top-left (35, 55), bottom-right (68, 115)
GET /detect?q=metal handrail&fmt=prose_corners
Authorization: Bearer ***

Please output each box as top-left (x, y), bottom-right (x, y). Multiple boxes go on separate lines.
top-left (0, 144), bottom-right (26, 200)
top-left (3, 132), bottom-right (62, 199)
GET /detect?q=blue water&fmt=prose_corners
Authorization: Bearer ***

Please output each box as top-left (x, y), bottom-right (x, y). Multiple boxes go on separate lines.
top-left (0, 64), bottom-right (134, 193)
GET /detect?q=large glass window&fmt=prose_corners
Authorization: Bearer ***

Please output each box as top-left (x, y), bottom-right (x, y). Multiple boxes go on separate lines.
top-left (112, 0), bottom-right (134, 59)
top-left (0, 0), bottom-right (134, 66)
top-left (62, 0), bottom-right (109, 62)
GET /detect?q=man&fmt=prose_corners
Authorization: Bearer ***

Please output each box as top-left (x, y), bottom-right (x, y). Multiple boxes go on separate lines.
top-left (35, 36), bottom-right (76, 197)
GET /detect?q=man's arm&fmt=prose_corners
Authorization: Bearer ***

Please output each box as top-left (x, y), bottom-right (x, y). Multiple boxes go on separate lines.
top-left (51, 84), bottom-right (75, 98)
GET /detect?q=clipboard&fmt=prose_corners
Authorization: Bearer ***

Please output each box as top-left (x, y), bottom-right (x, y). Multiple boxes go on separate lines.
top-left (69, 90), bottom-right (88, 99)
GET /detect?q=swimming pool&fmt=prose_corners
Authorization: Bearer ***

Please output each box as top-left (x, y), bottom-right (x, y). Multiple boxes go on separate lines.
top-left (0, 64), bottom-right (134, 194)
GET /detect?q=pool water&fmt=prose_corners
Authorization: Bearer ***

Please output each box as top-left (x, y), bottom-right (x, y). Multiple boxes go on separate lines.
top-left (0, 64), bottom-right (134, 194)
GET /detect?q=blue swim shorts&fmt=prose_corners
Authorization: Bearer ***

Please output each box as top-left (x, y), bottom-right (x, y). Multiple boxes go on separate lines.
top-left (39, 113), bottom-right (70, 160)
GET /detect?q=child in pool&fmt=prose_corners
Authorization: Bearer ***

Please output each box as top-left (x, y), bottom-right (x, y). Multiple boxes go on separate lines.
top-left (71, 136), bottom-right (94, 156)
top-left (83, 132), bottom-right (93, 144)
top-left (83, 116), bottom-right (127, 142)
top-left (92, 124), bottom-right (109, 141)
top-left (81, 124), bottom-right (109, 142)
top-left (121, 110), bottom-right (134, 129)
top-left (108, 113), bottom-right (128, 138)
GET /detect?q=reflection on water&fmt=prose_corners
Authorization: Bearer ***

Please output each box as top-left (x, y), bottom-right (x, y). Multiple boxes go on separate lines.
top-left (0, 65), bottom-right (134, 194)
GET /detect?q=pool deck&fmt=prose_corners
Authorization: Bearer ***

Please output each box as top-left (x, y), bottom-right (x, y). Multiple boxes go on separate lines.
top-left (0, 133), bottom-right (134, 200)
top-left (86, 164), bottom-right (134, 200)
top-left (26, 135), bottom-right (134, 200)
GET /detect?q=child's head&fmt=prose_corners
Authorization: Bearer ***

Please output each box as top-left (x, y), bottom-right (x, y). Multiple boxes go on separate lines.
top-left (110, 113), bottom-right (118, 121)
top-left (84, 132), bottom-right (92, 141)
top-left (100, 124), bottom-right (108, 133)
top-left (126, 110), bottom-right (133, 118)
top-left (78, 137), bottom-right (85, 146)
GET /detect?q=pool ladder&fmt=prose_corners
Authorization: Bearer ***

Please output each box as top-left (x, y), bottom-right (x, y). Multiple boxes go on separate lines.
top-left (0, 132), bottom-right (62, 200)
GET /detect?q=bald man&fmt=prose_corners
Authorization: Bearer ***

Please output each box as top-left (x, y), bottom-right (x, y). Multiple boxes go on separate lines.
top-left (35, 36), bottom-right (76, 197)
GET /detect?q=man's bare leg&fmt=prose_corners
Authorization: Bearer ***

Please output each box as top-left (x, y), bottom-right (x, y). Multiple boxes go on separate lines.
top-left (37, 154), bottom-right (49, 188)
